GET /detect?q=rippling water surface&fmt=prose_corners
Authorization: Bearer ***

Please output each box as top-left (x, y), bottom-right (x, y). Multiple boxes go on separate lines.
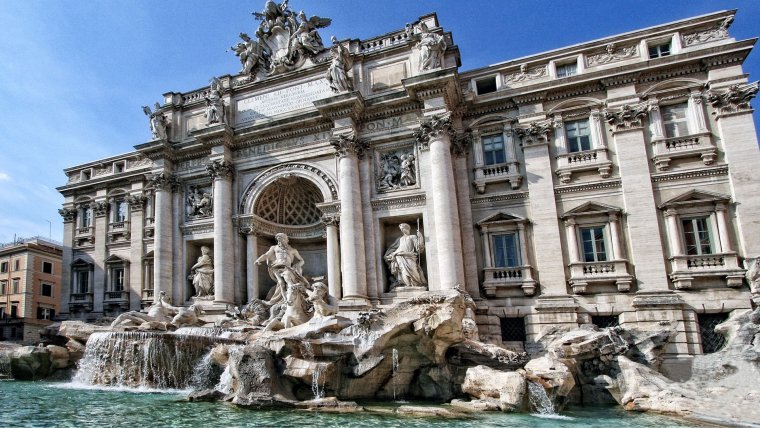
top-left (0, 381), bottom-right (700, 428)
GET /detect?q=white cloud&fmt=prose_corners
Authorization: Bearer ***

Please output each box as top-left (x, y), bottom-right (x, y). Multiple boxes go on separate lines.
top-left (0, 172), bottom-right (9, 181)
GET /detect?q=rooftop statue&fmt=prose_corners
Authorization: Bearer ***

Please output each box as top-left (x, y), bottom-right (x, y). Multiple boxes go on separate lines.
top-left (204, 77), bottom-right (226, 125)
top-left (412, 22), bottom-right (447, 71)
top-left (326, 36), bottom-right (352, 93)
top-left (141, 102), bottom-right (168, 140)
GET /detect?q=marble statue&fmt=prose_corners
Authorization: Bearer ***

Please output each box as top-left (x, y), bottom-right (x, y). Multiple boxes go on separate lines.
top-left (378, 154), bottom-right (401, 189)
top-left (231, 32), bottom-right (269, 75)
top-left (384, 222), bottom-right (427, 289)
top-left (187, 186), bottom-right (212, 218)
top-left (255, 233), bottom-right (306, 305)
top-left (414, 22), bottom-right (447, 71)
top-left (746, 256), bottom-right (760, 295)
top-left (142, 102), bottom-right (168, 140)
top-left (110, 291), bottom-right (177, 327)
top-left (281, 280), bottom-right (310, 329)
top-left (326, 36), bottom-right (352, 93)
top-left (171, 304), bottom-right (203, 328)
top-left (205, 77), bottom-right (225, 125)
top-left (290, 11), bottom-right (329, 57)
top-left (189, 246), bottom-right (214, 298)
top-left (306, 281), bottom-right (338, 319)
top-left (399, 154), bottom-right (416, 186)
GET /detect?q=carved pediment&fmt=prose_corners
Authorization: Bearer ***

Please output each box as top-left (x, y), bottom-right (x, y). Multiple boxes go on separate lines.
top-left (659, 189), bottom-right (730, 208)
top-left (477, 212), bottom-right (526, 226)
top-left (71, 258), bottom-right (94, 268)
top-left (104, 255), bottom-right (129, 265)
top-left (562, 201), bottom-right (622, 218)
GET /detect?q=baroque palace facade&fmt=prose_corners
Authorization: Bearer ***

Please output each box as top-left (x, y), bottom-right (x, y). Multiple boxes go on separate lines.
top-left (57, 5), bottom-right (760, 377)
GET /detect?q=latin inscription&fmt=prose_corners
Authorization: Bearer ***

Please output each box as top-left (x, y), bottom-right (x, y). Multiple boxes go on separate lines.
top-left (236, 79), bottom-right (332, 124)
top-left (360, 112), bottom-right (419, 133)
top-left (234, 131), bottom-right (332, 159)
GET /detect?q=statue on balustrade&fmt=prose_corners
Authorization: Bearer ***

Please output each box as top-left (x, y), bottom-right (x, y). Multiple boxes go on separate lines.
top-left (326, 36), bottom-right (352, 93)
top-left (255, 232), bottom-right (307, 305)
top-left (413, 22), bottom-right (447, 71)
top-left (384, 222), bottom-right (427, 290)
top-left (189, 246), bottom-right (214, 298)
top-left (141, 102), bottom-right (168, 140)
top-left (205, 77), bottom-right (226, 125)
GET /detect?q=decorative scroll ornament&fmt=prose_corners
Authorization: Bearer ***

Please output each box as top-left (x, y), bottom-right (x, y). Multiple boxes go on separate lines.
top-left (149, 172), bottom-right (180, 191)
top-left (413, 114), bottom-right (453, 150)
top-left (330, 134), bottom-right (369, 159)
top-left (706, 82), bottom-right (759, 114)
top-left (603, 104), bottom-right (649, 131)
top-left (514, 121), bottom-right (553, 146)
top-left (681, 16), bottom-right (733, 47)
top-left (206, 159), bottom-right (234, 180)
top-left (586, 43), bottom-right (638, 66)
top-left (231, 1), bottom-right (332, 79)
top-left (91, 201), bottom-right (110, 217)
top-left (503, 64), bottom-right (546, 84)
top-left (451, 130), bottom-right (473, 157)
top-left (141, 102), bottom-right (169, 140)
top-left (58, 208), bottom-right (77, 223)
top-left (125, 194), bottom-right (148, 211)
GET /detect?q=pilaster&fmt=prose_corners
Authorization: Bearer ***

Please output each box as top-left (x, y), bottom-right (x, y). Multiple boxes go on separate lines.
top-left (92, 200), bottom-right (109, 315)
top-left (150, 171), bottom-right (179, 303)
top-left (126, 193), bottom-right (147, 310)
top-left (58, 207), bottom-right (76, 317)
top-left (452, 131), bottom-right (480, 298)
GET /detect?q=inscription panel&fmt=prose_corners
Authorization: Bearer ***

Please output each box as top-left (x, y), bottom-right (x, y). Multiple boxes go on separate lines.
top-left (235, 79), bottom-right (332, 125)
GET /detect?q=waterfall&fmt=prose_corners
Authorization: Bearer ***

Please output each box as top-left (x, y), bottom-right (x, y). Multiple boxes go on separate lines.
top-left (174, 327), bottom-right (235, 339)
top-left (311, 363), bottom-right (324, 400)
top-left (527, 381), bottom-right (556, 415)
top-left (391, 348), bottom-right (399, 401)
top-left (73, 331), bottom-right (235, 390)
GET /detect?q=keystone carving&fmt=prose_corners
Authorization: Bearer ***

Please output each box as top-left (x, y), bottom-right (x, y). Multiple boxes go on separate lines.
top-left (707, 82), bottom-right (759, 114)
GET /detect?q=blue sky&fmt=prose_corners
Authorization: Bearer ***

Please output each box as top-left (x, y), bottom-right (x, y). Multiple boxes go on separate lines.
top-left (0, 1), bottom-right (758, 244)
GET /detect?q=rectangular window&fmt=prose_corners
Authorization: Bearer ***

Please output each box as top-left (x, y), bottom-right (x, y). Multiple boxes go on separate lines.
top-left (81, 207), bottom-right (92, 228)
top-left (697, 313), bottom-right (728, 354)
top-left (648, 41), bottom-right (671, 59)
top-left (112, 268), bottom-right (125, 292)
top-left (682, 217), bottom-right (713, 255)
top-left (492, 233), bottom-right (520, 268)
top-left (10, 304), bottom-right (18, 318)
top-left (556, 62), bottom-right (577, 78)
top-left (661, 103), bottom-right (689, 138)
top-left (11, 279), bottom-right (20, 294)
top-left (113, 200), bottom-right (128, 223)
top-left (475, 76), bottom-right (497, 95)
top-left (581, 226), bottom-right (607, 262)
top-left (81, 170), bottom-right (91, 181)
top-left (37, 307), bottom-right (55, 320)
top-left (76, 271), bottom-right (90, 294)
top-left (13, 259), bottom-right (20, 271)
top-left (482, 133), bottom-right (506, 165)
top-left (113, 161), bottom-right (125, 174)
top-left (41, 283), bottom-right (53, 297)
top-left (500, 317), bottom-right (527, 342)
top-left (591, 315), bottom-right (619, 328)
top-left (0, 262), bottom-right (7, 273)
top-left (42, 261), bottom-right (53, 274)
top-left (0, 281), bottom-right (5, 294)
top-left (0, 306), bottom-right (5, 319)
top-left (565, 119), bottom-right (592, 152)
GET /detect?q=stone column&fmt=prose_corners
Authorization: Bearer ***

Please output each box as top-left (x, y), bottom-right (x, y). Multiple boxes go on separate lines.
top-left (565, 218), bottom-right (580, 263)
top-left (322, 215), bottom-right (342, 300)
top-left (331, 134), bottom-right (369, 304)
top-left (606, 103), bottom-right (669, 292)
top-left (241, 223), bottom-right (259, 301)
top-left (91, 200), bottom-right (109, 315)
top-left (589, 110), bottom-right (607, 149)
top-left (688, 91), bottom-right (709, 134)
top-left (452, 131), bottom-right (480, 298)
top-left (58, 207), bottom-right (77, 318)
top-left (664, 208), bottom-right (683, 256)
top-left (648, 101), bottom-right (665, 139)
top-left (415, 115), bottom-right (465, 289)
top-left (553, 115), bottom-right (567, 154)
top-left (207, 159), bottom-right (235, 304)
top-left (150, 172), bottom-right (177, 303)
top-left (714, 202), bottom-right (732, 253)
top-left (127, 194), bottom-right (147, 310)
top-left (609, 213), bottom-right (623, 260)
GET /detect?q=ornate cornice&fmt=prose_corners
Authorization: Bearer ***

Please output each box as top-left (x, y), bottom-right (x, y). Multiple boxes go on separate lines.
top-left (707, 82), bottom-right (758, 115)
top-left (206, 159), bottom-right (234, 180)
top-left (554, 180), bottom-right (622, 194)
top-left (650, 165), bottom-right (729, 183)
top-left (470, 191), bottom-right (530, 205)
top-left (58, 208), bottom-right (77, 223)
top-left (603, 104), bottom-right (648, 132)
top-left (371, 194), bottom-right (426, 211)
top-left (585, 43), bottom-right (639, 67)
top-left (149, 172), bottom-right (180, 192)
top-left (514, 121), bottom-right (553, 147)
top-left (91, 201), bottom-right (109, 217)
top-left (681, 16), bottom-right (732, 47)
top-left (413, 114), bottom-right (454, 151)
top-left (330, 133), bottom-right (370, 159)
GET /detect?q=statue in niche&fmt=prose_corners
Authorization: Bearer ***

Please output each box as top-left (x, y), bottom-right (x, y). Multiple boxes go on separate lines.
top-left (377, 149), bottom-right (416, 191)
top-left (141, 102), bottom-right (168, 140)
top-left (189, 246), bottom-right (214, 298)
top-left (255, 233), bottom-right (306, 305)
top-left (187, 186), bottom-right (212, 218)
top-left (326, 36), bottom-right (352, 93)
top-left (399, 154), bottom-right (416, 186)
top-left (413, 22), bottom-right (447, 71)
top-left (384, 222), bottom-right (427, 290)
top-left (747, 256), bottom-right (760, 296)
top-left (205, 77), bottom-right (226, 125)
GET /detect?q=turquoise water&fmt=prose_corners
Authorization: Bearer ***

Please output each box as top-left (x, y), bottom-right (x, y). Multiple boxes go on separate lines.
top-left (0, 381), bottom-right (700, 427)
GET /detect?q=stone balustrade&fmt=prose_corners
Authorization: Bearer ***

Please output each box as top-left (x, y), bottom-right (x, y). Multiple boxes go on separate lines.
top-left (669, 252), bottom-right (745, 289)
top-left (482, 265), bottom-right (536, 297)
top-left (473, 161), bottom-right (522, 192)
top-left (651, 132), bottom-right (717, 171)
top-left (568, 260), bottom-right (633, 293)
top-left (108, 221), bottom-right (131, 242)
top-left (555, 148), bottom-right (612, 184)
top-left (104, 290), bottom-right (129, 303)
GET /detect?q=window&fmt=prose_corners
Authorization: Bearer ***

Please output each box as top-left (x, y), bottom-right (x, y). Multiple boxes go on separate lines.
top-left (591, 315), bottom-right (619, 328)
top-left (42, 261), bottom-right (53, 274)
top-left (0, 262), bottom-right (7, 273)
top-left (80, 207), bottom-right (92, 228)
top-left (556, 62), bottom-right (577, 78)
top-left (482, 134), bottom-right (506, 165)
top-left (580, 226), bottom-right (607, 262)
top-left (500, 317), bottom-right (527, 343)
top-left (0, 281), bottom-right (6, 294)
top-left (475, 76), bottom-right (497, 95)
top-left (648, 41), bottom-right (671, 59)
top-left (112, 268), bottom-right (125, 292)
top-left (13, 259), bottom-right (20, 271)
top-left (661, 103), bottom-right (689, 138)
top-left (565, 119), bottom-right (592, 152)
top-left (81, 170), bottom-right (91, 181)
top-left (698, 313), bottom-right (728, 354)
top-left (493, 233), bottom-right (520, 268)
top-left (114, 161), bottom-right (125, 173)
top-left (682, 217), bottom-right (713, 255)
top-left (0, 306), bottom-right (5, 319)
top-left (113, 200), bottom-right (128, 223)
top-left (41, 283), bottom-right (53, 297)
top-left (10, 304), bottom-right (18, 318)
top-left (11, 279), bottom-right (20, 294)
top-left (37, 306), bottom-right (55, 320)
top-left (76, 271), bottom-right (90, 294)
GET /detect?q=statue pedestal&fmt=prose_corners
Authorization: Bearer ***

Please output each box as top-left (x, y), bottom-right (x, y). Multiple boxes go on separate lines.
top-left (379, 286), bottom-right (428, 305)
top-left (189, 296), bottom-right (229, 322)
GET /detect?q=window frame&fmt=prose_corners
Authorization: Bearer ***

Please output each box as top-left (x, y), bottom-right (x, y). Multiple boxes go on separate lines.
top-left (41, 283), bottom-right (53, 297)
top-left (564, 118), bottom-right (593, 153)
top-left (11, 278), bottom-right (20, 294)
top-left (481, 132), bottom-right (507, 166)
top-left (648, 41), bottom-right (672, 59)
top-left (80, 205), bottom-right (92, 228)
top-left (660, 102), bottom-right (690, 138)
top-left (112, 199), bottom-right (128, 223)
top-left (579, 225), bottom-right (609, 262)
top-left (0, 261), bottom-right (7, 273)
top-left (681, 215), bottom-right (715, 256)
top-left (555, 61), bottom-right (578, 78)
top-left (492, 232), bottom-right (522, 268)
top-left (42, 261), bottom-right (53, 274)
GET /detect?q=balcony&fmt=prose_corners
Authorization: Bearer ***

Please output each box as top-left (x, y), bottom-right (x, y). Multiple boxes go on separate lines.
top-left (555, 148), bottom-right (612, 184)
top-left (108, 221), bottom-right (131, 242)
top-left (482, 265), bottom-right (536, 297)
top-left (651, 133), bottom-right (717, 171)
top-left (141, 289), bottom-right (154, 309)
top-left (144, 217), bottom-right (155, 239)
top-left (69, 293), bottom-right (93, 311)
top-left (473, 161), bottom-right (523, 193)
top-left (669, 253), bottom-right (745, 289)
top-left (568, 260), bottom-right (633, 294)
top-left (104, 290), bottom-right (130, 309)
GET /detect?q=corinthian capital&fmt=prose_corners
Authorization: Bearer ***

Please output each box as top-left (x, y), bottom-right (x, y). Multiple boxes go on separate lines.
top-left (413, 114), bottom-right (453, 150)
top-left (707, 81), bottom-right (759, 114)
top-left (451, 130), bottom-right (473, 157)
top-left (149, 172), bottom-right (180, 191)
top-left (330, 134), bottom-right (369, 159)
top-left (206, 159), bottom-right (234, 180)
top-left (126, 194), bottom-right (148, 211)
top-left (514, 121), bottom-right (553, 146)
top-left (603, 104), bottom-right (648, 131)
top-left (58, 208), bottom-right (77, 223)
top-left (91, 201), bottom-right (109, 217)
